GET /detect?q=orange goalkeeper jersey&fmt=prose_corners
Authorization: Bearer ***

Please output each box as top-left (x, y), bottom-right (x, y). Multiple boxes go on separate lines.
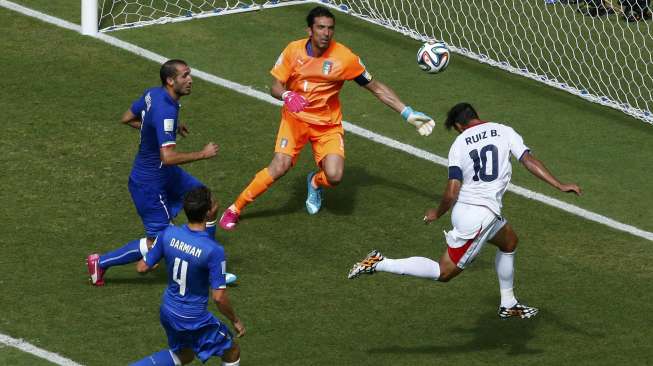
top-left (271, 38), bottom-right (372, 125)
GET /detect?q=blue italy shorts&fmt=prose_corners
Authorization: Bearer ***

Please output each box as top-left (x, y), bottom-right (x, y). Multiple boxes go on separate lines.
top-left (160, 307), bottom-right (233, 362)
top-left (128, 167), bottom-right (204, 237)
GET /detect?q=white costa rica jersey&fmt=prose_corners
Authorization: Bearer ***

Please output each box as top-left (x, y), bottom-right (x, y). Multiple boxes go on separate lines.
top-left (447, 122), bottom-right (529, 216)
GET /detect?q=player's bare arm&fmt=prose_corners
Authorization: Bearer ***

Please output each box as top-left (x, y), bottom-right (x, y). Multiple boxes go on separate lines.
top-left (135, 258), bottom-right (153, 273)
top-left (362, 79), bottom-right (405, 113)
top-left (121, 109), bottom-right (142, 129)
top-left (520, 152), bottom-right (582, 195)
top-left (159, 143), bottom-right (218, 166)
top-left (212, 289), bottom-right (246, 337)
top-left (364, 79), bottom-right (435, 136)
top-left (177, 122), bottom-right (189, 137)
top-left (271, 78), bottom-right (308, 112)
top-left (424, 179), bottom-right (461, 223)
top-left (270, 78), bottom-right (286, 100)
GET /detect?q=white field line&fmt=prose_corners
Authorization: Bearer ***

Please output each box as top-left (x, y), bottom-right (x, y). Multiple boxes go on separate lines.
top-left (0, 333), bottom-right (83, 366)
top-left (0, 0), bottom-right (652, 363)
top-left (2, 0), bottom-right (653, 245)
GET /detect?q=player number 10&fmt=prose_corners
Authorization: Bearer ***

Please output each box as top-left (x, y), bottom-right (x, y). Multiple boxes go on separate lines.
top-left (469, 144), bottom-right (498, 182)
top-left (173, 257), bottom-right (189, 296)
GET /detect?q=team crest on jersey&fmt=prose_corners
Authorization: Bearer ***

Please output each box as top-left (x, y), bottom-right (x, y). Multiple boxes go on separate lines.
top-left (322, 61), bottom-right (333, 75)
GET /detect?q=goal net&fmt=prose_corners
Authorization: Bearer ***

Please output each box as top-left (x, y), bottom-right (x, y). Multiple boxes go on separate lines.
top-left (94, 0), bottom-right (653, 125)
top-left (323, 0), bottom-right (653, 125)
top-left (97, 0), bottom-right (306, 32)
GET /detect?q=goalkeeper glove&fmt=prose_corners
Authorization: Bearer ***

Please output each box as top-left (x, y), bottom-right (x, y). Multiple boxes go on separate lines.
top-left (401, 106), bottom-right (435, 136)
top-left (282, 91), bottom-right (309, 113)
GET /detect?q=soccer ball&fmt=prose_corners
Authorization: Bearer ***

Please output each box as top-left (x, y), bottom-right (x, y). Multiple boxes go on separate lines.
top-left (417, 41), bottom-right (450, 74)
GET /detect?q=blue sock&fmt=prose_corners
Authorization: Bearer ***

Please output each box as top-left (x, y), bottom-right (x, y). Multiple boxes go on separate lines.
top-left (99, 238), bottom-right (144, 270)
top-left (129, 349), bottom-right (176, 366)
top-left (206, 220), bottom-right (217, 240)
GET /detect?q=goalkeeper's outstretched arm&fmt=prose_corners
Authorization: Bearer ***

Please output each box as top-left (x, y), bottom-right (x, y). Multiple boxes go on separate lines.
top-left (363, 80), bottom-right (435, 136)
top-left (362, 79), bottom-right (405, 112)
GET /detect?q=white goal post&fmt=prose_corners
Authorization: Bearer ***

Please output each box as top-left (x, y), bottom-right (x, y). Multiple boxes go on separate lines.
top-left (82, 0), bottom-right (653, 125)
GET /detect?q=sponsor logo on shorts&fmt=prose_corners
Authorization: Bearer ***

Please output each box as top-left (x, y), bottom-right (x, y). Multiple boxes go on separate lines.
top-left (280, 138), bottom-right (288, 149)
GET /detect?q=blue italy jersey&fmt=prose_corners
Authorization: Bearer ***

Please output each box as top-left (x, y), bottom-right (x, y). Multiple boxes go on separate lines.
top-left (145, 225), bottom-right (227, 327)
top-left (129, 87), bottom-right (180, 188)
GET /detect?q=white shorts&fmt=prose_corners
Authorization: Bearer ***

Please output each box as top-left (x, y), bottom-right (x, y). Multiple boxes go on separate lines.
top-left (444, 202), bottom-right (507, 269)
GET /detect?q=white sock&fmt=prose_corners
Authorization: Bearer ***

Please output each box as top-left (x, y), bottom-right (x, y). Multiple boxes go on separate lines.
top-left (375, 257), bottom-right (440, 280)
top-left (138, 238), bottom-right (149, 258)
top-left (495, 250), bottom-right (517, 308)
top-left (222, 358), bottom-right (240, 366)
top-left (170, 350), bottom-right (182, 366)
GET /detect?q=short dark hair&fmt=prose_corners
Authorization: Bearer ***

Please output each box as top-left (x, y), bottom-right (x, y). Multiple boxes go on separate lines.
top-left (306, 6), bottom-right (335, 27)
top-left (159, 59), bottom-right (187, 86)
top-left (445, 102), bottom-right (479, 130)
top-left (183, 186), bottom-right (212, 223)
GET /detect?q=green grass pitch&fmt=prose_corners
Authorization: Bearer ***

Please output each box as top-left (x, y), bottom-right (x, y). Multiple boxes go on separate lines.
top-left (1, 1), bottom-right (652, 365)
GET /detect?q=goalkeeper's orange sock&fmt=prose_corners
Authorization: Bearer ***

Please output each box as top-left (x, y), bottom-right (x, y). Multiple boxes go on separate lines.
top-left (233, 168), bottom-right (275, 213)
top-left (312, 170), bottom-right (333, 189)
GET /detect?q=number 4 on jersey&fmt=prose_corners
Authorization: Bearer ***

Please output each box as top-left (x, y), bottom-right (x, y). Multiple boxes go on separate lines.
top-left (173, 257), bottom-right (188, 296)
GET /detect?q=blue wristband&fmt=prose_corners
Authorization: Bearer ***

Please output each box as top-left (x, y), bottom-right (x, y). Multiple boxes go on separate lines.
top-left (401, 106), bottom-right (413, 120)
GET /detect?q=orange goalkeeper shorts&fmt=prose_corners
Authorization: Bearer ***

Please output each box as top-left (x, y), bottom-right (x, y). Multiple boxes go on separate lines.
top-left (274, 112), bottom-right (345, 166)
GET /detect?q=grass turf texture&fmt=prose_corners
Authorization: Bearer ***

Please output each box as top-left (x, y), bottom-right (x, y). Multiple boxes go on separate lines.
top-left (1, 2), bottom-right (652, 365)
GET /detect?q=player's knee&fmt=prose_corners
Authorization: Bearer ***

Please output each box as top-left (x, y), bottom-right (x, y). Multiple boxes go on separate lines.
top-left (324, 168), bottom-right (343, 186)
top-left (268, 158), bottom-right (292, 178)
top-left (177, 348), bottom-right (195, 364)
top-left (438, 271), bottom-right (456, 283)
top-left (437, 264), bottom-right (461, 283)
top-left (505, 235), bottom-right (518, 252)
top-left (223, 342), bottom-right (240, 363)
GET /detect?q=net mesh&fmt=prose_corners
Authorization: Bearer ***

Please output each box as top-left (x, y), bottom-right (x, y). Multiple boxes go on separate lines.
top-left (98, 0), bottom-right (306, 32)
top-left (323, 0), bottom-right (653, 124)
top-left (99, 0), bottom-right (653, 124)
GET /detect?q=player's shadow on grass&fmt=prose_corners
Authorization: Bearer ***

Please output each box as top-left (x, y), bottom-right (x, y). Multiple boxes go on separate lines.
top-left (367, 297), bottom-right (602, 357)
top-left (328, 165), bottom-right (437, 215)
top-left (367, 300), bottom-right (543, 356)
top-left (105, 266), bottom-right (168, 285)
top-left (243, 164), bottom-right (437, 219)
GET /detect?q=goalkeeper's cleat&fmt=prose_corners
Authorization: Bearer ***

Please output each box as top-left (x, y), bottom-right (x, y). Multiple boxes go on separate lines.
top-left (305, 172), bottom-right (323, 215)
top-left (225, 272), bottom-right (237, 285)
top-left (86, 253), bottom-right (105, 286)
top-left (219, 207), bottom-right (240, 231)
top-left (348, 250), bottom-right (385, 279)
top-left (498, 302), bottom-right (539, 319)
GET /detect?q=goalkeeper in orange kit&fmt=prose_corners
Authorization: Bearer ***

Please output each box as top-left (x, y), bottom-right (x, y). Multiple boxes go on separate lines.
top-left (220, 6), bottom-right (436, 230)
